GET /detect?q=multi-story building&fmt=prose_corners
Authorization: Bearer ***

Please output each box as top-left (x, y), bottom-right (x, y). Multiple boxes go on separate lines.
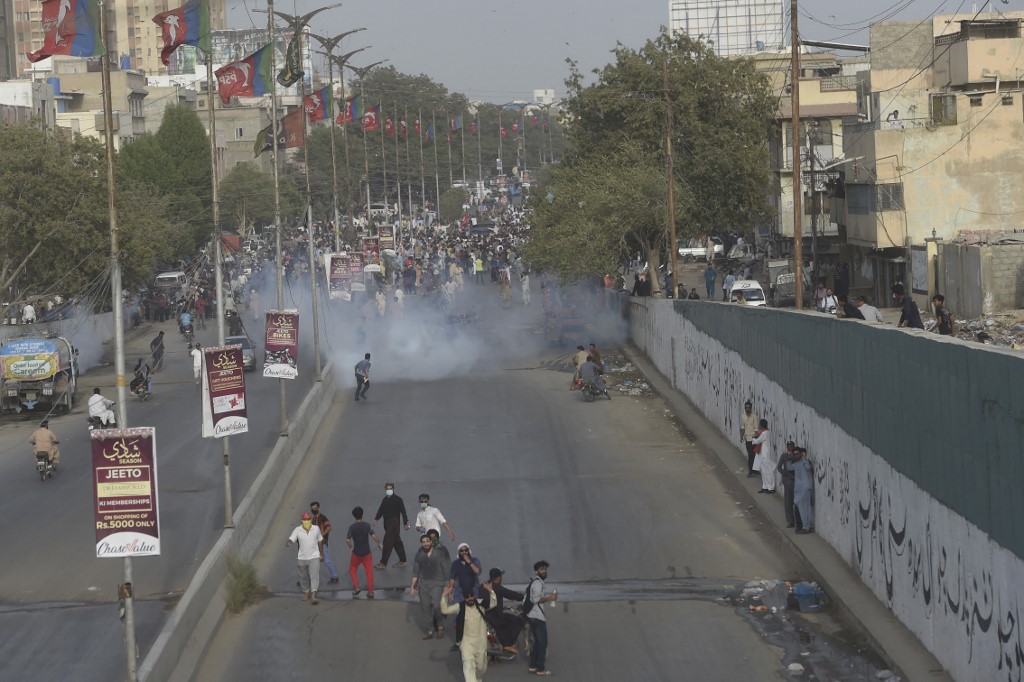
top-left (0, 0), bottom-right (15, 80)
top-left (12, 0), bottom-right (227, 78)
top-left (835, 13), bottom-right (1024, 308)
top-left (0, 77), bottom-right (57, 126)
top-left (49, 57), bottom-right (148, 148)
top-left (533, 89), bottom-right (556, 106)
top-left (669, 0), bottom-right (786, 57)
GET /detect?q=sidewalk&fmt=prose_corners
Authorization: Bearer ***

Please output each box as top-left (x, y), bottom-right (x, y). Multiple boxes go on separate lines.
top-left (622, 343), bottom-right (951, 682)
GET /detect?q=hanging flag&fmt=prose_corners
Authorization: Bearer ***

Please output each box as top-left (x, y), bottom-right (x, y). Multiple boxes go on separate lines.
top-left (336, 95), bottom-right (359, 124)
top-left (511, 122), bottom-right (520, 133)
top-left (470, 119), bottom-right (477, 135)
top-left (450, 114), bottom-right (461, 132)
top-left (215, 45), bottom-right (274, 104)
top-left (152, 0), bottom-right (210, 67)
top-left (304, 85), bottom-right (331, 124)
top-left (254, 107), bottom-right (305, 157)
top-left (28, 0), bottom-right (103, 63)
top-left (362, 105), bottom-right (380, 132)
top-left (277, 31), bottom-right (304, 88)
top-left (500, 127), bottom-right (507, 140)
top-left (399, 118), bottom-right (408, 136)
top-left (414, 119), bottom-right (421, 135)
top-left (384, 116), bottom-right (395, 136)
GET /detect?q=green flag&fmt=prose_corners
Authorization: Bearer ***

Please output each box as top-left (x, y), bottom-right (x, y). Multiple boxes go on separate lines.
top-left (277, 32), bottom-right (304, 88)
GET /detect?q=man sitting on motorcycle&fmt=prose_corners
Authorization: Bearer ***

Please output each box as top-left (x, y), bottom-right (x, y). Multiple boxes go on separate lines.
top-left (179, 309), bottom-right (193, 337)
top-left (88, 387), bottom-right (116, 427)
top-left (579, 355), bottom-right (606, 394)
top-left (131, 358), bottom-right (153, 395)
top-left (481, 568), bottom-right (526, 653)
top-left (29, 420), bottom-right (60, 467)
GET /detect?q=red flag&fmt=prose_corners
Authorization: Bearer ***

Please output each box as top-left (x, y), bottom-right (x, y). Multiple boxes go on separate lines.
top-left (500, 127), bottom-right (507, 140)
top-left (400, 118), bottom-right (408, 136)
top-left (384, 116), bottom-right (395, 136)
top-left (414, 119), bottom-right (421, 135)
top-left (470, 119), bottom-right (477, 134)
top-left (304, 85), bottom-right (331, 124)
top-left (363, 106), bottom-right (379, 132)
top-left (336, 96), bottom-right (359, 124)
top-left (512, 122), bottom-right (519, 133)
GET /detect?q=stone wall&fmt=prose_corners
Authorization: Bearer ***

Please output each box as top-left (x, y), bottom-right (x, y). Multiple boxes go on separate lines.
top-left (629, 298), bottom-right (1024, 682)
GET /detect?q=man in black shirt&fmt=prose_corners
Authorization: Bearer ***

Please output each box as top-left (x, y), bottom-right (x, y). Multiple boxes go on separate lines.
top-left (373, 482), bottom-right (411, 569)
top-left (346, 506), bottom-right (381, 598)
top-left (481, 568), bottom-right (526, 653)
top-left (932, 294), bottom-right (956, 335)
top-left (837, 294), bottom-right (864, 320)
top-left (892, 284), bottom-right (924, 329)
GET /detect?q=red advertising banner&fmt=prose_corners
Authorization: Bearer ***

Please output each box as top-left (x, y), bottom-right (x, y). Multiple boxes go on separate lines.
top-left (325, 253), bottom-right (351, 301)
top-left (264, 310), bottom-right (299, 378)
top-left (201, 344), bottom-right (249, 438)
top-left (378, 225), bottom-right (395, 252)
top-left (362, 236), bottom-right (381, 265)
top-left (350, 252), bottom-right (366, 292)
top-left (91, 428), bottom-right (160, 558)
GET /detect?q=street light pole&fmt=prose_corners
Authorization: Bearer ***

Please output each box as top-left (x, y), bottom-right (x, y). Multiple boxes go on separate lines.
top-left (346, 60), bottom-right (387, 230)
top-left (664, 58), bottom-right (679, 299)
top-left (790, 0), bottom-right (804, 309)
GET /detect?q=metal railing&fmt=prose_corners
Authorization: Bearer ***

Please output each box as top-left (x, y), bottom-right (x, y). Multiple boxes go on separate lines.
top-left (820, 75), bottom-right (857, 92)
top-left (844, 116), bottom-right (930, 133)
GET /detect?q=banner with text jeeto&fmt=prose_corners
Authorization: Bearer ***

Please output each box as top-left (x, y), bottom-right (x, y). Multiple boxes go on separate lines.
top-left (202, 344), bottom-right (249, 438)
top-left (349, 252), bottom-right (366, 292)
top-left (91, 428), bottom-right (160, 558)
top-left (264, 310), bottom-right (298, 379)
top-left (325, 253), bottom-right (351, 301)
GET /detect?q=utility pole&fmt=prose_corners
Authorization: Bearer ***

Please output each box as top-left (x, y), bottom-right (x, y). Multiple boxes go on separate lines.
top-left (346, 61), bottom-right (387, 229)
top-left (266, 0), bottom-right (286, 435)
top-left (323, 46), bottom-right (370, 244)
top-left (790, 0), bottom-right (804, 309)
top-left (664, 58), bottom-right (679, 299)
top-left (807, 122), bottom-right (821, 285)
top-left (97, 1), bottom-right (136, 677)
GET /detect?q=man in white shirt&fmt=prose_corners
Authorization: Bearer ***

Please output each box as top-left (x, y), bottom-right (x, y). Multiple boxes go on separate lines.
top-left (855, 296), bottom-right (885, 323)
top-left (750, 419), bottom-right (776, 494)
top-left (22, 303), bottom-right (36, 324)
top-left (88, 388), bottom-right (116, 426)
top-left (286, 512), bottom-right (324, 605)
top-left (190, 343), bottom-right (203, 387)
top-left (415, 493), bottom-right (455, 542)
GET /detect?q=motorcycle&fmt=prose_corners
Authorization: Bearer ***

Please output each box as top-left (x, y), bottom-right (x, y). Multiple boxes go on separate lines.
top-left (182, 323), bottom-right (194, 342)
top-left (35, 452), bottom-right (55, 481)
top-left (87, 413), bottom-right (117, 431)
top-left (486, 606), bottom-right (532, 662)
top-left (129, 377), bottom-right (151, 401)
top-left (577, 378), bottom-right (611, 402)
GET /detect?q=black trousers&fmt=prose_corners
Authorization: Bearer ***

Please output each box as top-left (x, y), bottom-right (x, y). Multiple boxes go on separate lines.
top-left (745, 440), bottom-right (756, 474)
top-left (380, 518), bottom-right (406, 564)
top-left (782, 481), bottom-right (796, 526)
top-left (355, 374), bottom-right (368, 398)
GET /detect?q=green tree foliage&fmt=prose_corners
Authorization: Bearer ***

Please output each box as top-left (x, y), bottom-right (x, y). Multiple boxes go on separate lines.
top-left (439, 187), bottom-right (469, 222)
top-left (220, 162), bottom-right (302, 232)
top-left (527, 31), bottom-right (775, 281)
top-left (153, 104), bottom-right (212, 202)
top-left (0, 125), bottom-right (187, 313)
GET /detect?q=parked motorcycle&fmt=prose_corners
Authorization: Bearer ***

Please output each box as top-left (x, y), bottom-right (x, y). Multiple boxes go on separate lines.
top-left (35, 452), bottom-right (55, 481)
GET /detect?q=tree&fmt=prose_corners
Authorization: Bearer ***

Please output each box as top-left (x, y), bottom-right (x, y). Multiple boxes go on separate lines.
top-left (221, 162), bottom-right (302, 233)
top-left (528, 30), bottom-right (775, 281)
top-left (439, 187), bottom-right (469, 222)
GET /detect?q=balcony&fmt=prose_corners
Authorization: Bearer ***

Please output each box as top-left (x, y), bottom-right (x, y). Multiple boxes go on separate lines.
top-left (844, 117), bottom-right (929, 134)
top-left (820, 75), bottom-right (857, 92)
top-left (933, 20), bottom-right (1024, 87)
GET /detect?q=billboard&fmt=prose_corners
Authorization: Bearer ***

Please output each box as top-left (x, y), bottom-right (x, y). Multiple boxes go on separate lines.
top-left (201, 344), bottom-right (249, 438)
top-left (264, 310), bottom-right (299, 378)
top-left (91, 428), bottom-right (161, 558)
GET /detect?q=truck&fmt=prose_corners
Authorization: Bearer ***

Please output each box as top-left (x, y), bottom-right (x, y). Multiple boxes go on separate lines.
top-left (677, 237), bottom-right (724, 262)
top-left (0, 335), bottom-right (78, 414)
top-left (767, 259), bottom-right (813, 307)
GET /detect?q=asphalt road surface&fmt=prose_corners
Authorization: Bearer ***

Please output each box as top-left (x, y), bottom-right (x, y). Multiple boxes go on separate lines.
top-left (192, 290), bottom-right (888, 682)
top-left (0, 315), bottom-right (314, 682)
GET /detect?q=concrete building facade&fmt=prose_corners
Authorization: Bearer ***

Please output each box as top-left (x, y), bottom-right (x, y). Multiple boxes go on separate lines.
top-left (49, 58), bottom-right (148, 148)
top-left (0, 0), bottom-right (15, 80)
top-left (835, 12), bottom-right (1024, 308)
top-left (669, 0), bottom-right (786, 57)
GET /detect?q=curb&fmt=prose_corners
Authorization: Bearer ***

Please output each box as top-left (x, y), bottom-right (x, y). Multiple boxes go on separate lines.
top-left (620, 343), bottom-right (950, 682)
top-left (137, 364), bottom-right (339, 682)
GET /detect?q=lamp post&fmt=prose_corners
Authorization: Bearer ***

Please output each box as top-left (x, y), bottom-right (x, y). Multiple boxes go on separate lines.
top-left (309, 29), bottom-right (366, 253)
top-left (345, 60), bottom-right (387, 229)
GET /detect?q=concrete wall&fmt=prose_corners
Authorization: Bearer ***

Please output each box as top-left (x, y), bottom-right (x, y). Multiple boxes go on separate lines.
top-left (629, 298), bottom-right (1024, 682)
top-left (941, 242), bottom-right (1024, 317)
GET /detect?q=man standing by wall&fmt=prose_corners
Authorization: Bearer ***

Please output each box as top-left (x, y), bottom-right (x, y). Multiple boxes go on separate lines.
top-left (704, 264), bottom-right (716, 300)
top-left (893, 284), bottom-right (924, 329)
top-left (740, 401), bottom-right (759, 478)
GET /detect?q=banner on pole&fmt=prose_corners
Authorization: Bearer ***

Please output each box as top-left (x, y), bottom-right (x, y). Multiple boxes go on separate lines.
top-left (350, 252), bottom-right (366, 292)
top-left (264, 310), bottom-right (299, 378)
top-left (91, 428), bottom-right (161, 558)
top-left (201, 344), bottom-right (249, 438)
top-left (325, 253), bottom-right (352, 301)
top-left (378, 225), bottom-right (395, 252)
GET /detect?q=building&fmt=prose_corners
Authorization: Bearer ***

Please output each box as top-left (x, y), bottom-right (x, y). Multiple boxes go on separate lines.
top-left (0, 0), bottom-right (15, 80)
top-left (49, 57), bottom-right (148, 148)
top-left (533, 88), bottom-right (556, 106)
top-left (12, 0), bottom-right (227, 78)
top-left (0, 77), bottom-right (57, 126)
top-left (835, 12), bottom-right (1024, 308)
top-left (669, 0), bottom-right (786, 57)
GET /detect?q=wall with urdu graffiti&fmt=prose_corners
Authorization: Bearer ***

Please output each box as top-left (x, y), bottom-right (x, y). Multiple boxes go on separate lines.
top-left (628, 298), bottom-right (1024, 682)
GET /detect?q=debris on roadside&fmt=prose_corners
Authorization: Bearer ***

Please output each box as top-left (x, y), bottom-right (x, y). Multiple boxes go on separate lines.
top-left (950, 312), bottom-right (1024, 349)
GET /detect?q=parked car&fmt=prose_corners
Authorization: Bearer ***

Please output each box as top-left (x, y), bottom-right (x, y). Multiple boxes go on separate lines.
top-left (677, 237), bottom-right (724, 262)
top-left (729, 279), bottom-right (767, 307)
top-left (225, 335), bottom-right (257, 372)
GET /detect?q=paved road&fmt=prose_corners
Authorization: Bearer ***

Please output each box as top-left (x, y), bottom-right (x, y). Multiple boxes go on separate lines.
top-left (0, 316), bottom-right (315, 682)
top-left (192, 295), bottom-right (889, 681)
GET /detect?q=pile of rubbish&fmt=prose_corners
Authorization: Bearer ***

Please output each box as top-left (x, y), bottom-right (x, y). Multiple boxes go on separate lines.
top-left (603, 356), bottom-right (655, 397)
top-left (735, 578), bottom-right (828, 614)
top-left (952, 313), bottom-right (1024, 349)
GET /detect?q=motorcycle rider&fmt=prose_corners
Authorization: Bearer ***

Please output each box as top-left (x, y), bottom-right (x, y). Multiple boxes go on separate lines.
top-left (578, 355), bottom-right (606, 394)
top-left (88, 387), bottom-right (116, 427)
top-left (179, 309), bottom-right (193, 338)
top-left (131, 358), bottom-right (153, 396)
top-left (29, 420), bottom-right (60, 468)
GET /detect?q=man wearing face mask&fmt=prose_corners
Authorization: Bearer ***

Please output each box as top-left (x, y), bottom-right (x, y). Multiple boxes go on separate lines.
top-left (373, 482), bottom-right (411, 569)
top-left (285, 512), bottom-right (324, 605)
top-left (415, 493), bottom-right (456, 542)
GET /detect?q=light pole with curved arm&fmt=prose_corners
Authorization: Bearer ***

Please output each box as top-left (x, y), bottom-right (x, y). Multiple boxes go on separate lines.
top-left (345, 60), bottom-right (388, 228)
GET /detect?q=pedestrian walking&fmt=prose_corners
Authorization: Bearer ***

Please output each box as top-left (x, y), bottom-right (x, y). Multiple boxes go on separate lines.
top-left (789, 447), bottom-right (815, 534)
top-left (346, 506), bottom-right (381, 598)
top-left (776, 441), bottom-right (797, 528)
top-left (526, 560), bottom-right (556, 676)
top-left (448, 542), bottom-right (483, 650)
top-left (373, 482), bottom-right (410, 568)
top-left (740, 401), bottom-right (759, 478)
top-left (285, 512), bottom-right (324, 605)
top-left (310, 500), bottom-right (340, 584)
top-left (190, 343), bottom-right (203, 387)
top-left (441, 581), bottom-right (497, 682)
top-left (722, 270), bottom-right (736, 301)
top-left (150, 331), bottom-right (165, 372)
top-left (354, 352), bottom-right (371, 401)
top-left (932, 294), bottom-right (956, 335)
top-left (521, 272), bottom-right (531, 305)
top-left (751, 419), bottom-right (776, 494)
top-left (409, 534), bottom-right (452, 639)
top-left (415, 493), bottom-right (456, 541)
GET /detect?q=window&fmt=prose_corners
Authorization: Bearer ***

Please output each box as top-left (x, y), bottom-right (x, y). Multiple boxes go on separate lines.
top-left (877, 183), bottom-right (905, 211)
top-left (847, 185), bottom-right (870, 215)
top-left (1002, 95), bottom-right (1013, 106)
top-left (970, 96), bottom-right (983, 107)
top-left (930, 94), bottom-right (957, 126)
top-left (809, 120), bottom-right (833, 146)
top-left (235, 127), bottom-right (244, 139)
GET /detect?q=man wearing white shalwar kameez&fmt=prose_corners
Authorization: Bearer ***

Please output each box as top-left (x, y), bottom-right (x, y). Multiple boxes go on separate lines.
top-left (441, 582), bottom-right (496, 682)
top-left (750, 419), bottom-right (776, 494)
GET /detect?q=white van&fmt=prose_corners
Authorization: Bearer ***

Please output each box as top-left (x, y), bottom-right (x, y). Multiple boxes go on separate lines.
top-left (729, 279), bottom-right (767, 307)
top-left (154, 271), bottom-right (188, 291)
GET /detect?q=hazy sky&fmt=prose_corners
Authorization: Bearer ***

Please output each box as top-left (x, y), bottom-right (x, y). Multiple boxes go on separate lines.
top-left (226, 0), bottom-right (1013, 103)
